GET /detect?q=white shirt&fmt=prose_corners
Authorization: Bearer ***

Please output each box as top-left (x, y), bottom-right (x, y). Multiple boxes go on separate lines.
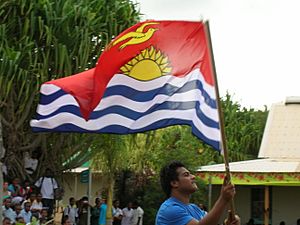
top-left (31, 201), bottom-right (43, 211)
top-left (113, 206), bottom-right (123, 218)
top-left (121, 207), bottom-right (133, 225)
top-left (64, 205), bottom-right (78, 225)
top-left (131, 207), bottom-right (144, 225)
top-left (24, 152), bottom-right (38, 174)
top-left (35, 177), bottom-right (58, 199)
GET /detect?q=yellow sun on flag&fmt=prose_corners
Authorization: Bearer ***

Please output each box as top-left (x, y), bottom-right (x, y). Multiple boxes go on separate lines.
top-left (120, 46), bottom-right (172, 81)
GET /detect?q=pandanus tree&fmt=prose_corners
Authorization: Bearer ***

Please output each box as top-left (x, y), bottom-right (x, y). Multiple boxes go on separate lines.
top-left (0, 0), bottom-right (140, 180)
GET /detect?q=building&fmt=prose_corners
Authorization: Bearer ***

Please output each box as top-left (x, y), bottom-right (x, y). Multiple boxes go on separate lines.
top-left (61, 162), bottom-right (106, 206)
top-left (197, 98), bottom-right (300, 225)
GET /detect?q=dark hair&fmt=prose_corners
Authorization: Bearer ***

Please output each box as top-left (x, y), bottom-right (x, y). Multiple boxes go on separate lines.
top-left (62, 215), bottom-right (69, 224)
top-left (132, 200), bottom-right (139, 206)
top-left (160, 161), bottom-right (185, 197)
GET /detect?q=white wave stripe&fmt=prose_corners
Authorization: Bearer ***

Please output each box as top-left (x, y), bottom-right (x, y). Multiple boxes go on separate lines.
top-left (40, 84), bottom-right (62, 95)
top-left (108, 69), bottom-right (216, 98)
top-left (30, 108), bottom-right (220, 142)
top-left (36, 88), bottom-right (218, 122)
top-left (96, 89), bottom-right (218, 121)
top-left (36, 94), bottom-right (79, 115)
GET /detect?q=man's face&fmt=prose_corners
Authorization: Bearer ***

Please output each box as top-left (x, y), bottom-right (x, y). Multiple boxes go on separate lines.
top-left (13, 178), bottom-right (20, 185)
top-left (3, 182), bottom-right (8, 189)
top-left (113, 200), bottom-right (119, 207)
top-left (25, 203), bottom-right (31, 212)
top-left (3, 219), bottom-right (11, 225)
top-left (37, 194), bottom-right (42, 202)
top-left (172, 167), bottom-right (198, 193)
top-left (70, 199), bottom-right (75, 205)
top-left (127, 202), bottom-right (132, 209)
top-left (15, 205), bottom-right (22, 214)
top-left (45, 169), bottom-right (52, 177)
top-left (41, 209), bottom-right (48, 217)
top-left (4, 199), bottom-right (11, 208)
top-left (30, 194), bottom-right (36, 201)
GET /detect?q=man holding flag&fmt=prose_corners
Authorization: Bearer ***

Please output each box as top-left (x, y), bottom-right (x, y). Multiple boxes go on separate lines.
top-left (156, 161), bottom-right (240, 225)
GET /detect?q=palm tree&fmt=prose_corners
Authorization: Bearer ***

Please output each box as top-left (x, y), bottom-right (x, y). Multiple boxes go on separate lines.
top-left (91, 134), bottom-right (133, 225)
top-left (0, 0), bottom-right (140, 180)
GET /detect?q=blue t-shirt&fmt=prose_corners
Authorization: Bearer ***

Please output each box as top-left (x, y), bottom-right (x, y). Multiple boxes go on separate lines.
top-left (99, 203), bottom-right (107, 225)
top-left (156, 197), bottom-right (206, 225)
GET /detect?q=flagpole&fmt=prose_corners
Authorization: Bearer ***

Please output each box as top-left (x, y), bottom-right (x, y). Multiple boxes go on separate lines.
top-left (204, 21), bottom-right (236, 219)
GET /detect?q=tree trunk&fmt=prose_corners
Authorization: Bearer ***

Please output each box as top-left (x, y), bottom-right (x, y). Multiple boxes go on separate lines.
top-left (106, 176), bottom-right (114, 225)
top-left (0, 120), bottom-right (5, 223)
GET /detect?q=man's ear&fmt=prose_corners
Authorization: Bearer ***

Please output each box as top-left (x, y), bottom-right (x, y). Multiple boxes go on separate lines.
top-left (171, 180), bottom-right (179, 188)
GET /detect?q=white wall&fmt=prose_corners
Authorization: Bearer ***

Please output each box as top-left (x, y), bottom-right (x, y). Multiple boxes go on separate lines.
top-left (272, 186), bottom-right (300, 225)
top-left (211, 185), bottom-right (300, 225)
top-left (60, 172), bottom-right (106, 206)
top-left (211, 185), bottom-right (251, 224)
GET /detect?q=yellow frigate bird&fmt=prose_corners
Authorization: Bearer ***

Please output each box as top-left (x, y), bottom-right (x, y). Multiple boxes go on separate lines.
top-left (111, 22), bottom-right (159, 49)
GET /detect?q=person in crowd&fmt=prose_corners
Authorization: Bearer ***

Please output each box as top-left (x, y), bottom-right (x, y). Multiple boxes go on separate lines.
top-left (16, 216), bottom-right (26, 224)
top-left (8, 177), bottom-right (24, 198)
top-left (2, 217), bottom-right (11, 225)
top-left (20, 201), bottom-right (32, 224)
top-left (40, 208), bottom-right (49, 223)
top-left (31, 192), bottom-right (43, 219)
top-left (91, 197), bottom-right (101, 225)
top-left (22, 179), bottom-right (34, 200)
top-left (3, 181), bottom-right (11, 200)
top-left (279, 221), bottom-right (285, 225)
top-left (22, 192), bottom-right (36, 208)
top-left (34, 168), bottom-right (58, 217)
top-left (121, 202), bottom-right (133, 225)
top-left (112, 200), bottom-right (123, 225)
top-left (99, 198), bottom-right (107, 225)
top-left (24, 150), bottom-right (39, 176)
top-left (131, 200), bottom-right (144, 225)
top-left (77, 196), bottom-right (89, 225)
top-left (63, 197), bottom-right (78, 225)
top-left (155, 160), bottom-right (240, 225)
top-left (14, 203), bottom-right (23, 219)
top-left (297, 218), bottom-right (300, 225)
top-left (62, 215), bottom-right (73, 225)
top-left (2, 198), bottom-right (16, 223)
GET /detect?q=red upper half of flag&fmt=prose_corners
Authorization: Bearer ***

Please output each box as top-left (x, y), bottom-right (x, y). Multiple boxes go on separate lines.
top-left (47, 20), bottom-right (215, 120)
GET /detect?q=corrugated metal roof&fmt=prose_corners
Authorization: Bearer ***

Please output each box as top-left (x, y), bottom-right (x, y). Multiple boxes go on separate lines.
top-left (198, 98), bottom-right (300, 175)
top-left (198, 158), bottom-right (300, 173)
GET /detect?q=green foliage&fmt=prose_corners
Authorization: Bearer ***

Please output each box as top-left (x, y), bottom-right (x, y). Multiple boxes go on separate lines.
top-left (119, 94), bottom-right (268, 224)
top-left (0, 0), bottom-right (140, 179)
top-left (221, 93), bottom-right (268, 161)
top-left (142, 93), bottom-right (268, 170)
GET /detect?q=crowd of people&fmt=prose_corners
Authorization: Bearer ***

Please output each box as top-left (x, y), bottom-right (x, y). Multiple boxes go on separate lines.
top-left (61, 197), bottom-right (144, 225)
top-left (2, 175), bottom-right (144, 225)
top-left (2, 168), bottom-right (59, 225)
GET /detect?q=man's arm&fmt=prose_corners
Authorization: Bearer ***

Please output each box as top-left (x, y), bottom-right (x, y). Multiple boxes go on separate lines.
top-left (187, 177), bottom-right (239, 225)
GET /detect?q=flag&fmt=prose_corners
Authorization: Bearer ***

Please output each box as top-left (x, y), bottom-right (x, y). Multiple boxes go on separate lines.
top-left (30, 20), bottom-right (221, 151)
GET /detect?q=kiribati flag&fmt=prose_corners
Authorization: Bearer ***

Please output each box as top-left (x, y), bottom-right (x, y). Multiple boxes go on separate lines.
top-left (30, 21), bottom-right (221, 151)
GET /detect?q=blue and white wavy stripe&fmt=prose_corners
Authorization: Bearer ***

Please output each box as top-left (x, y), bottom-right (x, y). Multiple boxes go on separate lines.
top-left (30, 69), bottom-right (221, 150)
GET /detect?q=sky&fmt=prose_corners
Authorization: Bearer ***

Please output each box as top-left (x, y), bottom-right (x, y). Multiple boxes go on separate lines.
top-left (136, 0), bottom-right (300, 110)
